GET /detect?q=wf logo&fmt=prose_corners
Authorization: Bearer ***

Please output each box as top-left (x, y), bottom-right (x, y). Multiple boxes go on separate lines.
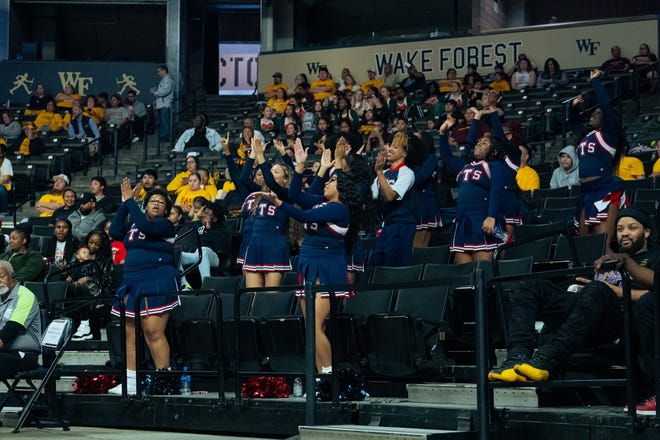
top-left (57, 72), bottom-right (93, 95)
top-left (576, 39), bottom-right (600, 56)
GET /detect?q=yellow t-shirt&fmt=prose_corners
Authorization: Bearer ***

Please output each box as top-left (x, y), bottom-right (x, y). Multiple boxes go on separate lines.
top-left (616, 156), bottom-right (645, 180)
top-left (311, 79), bottom-right (336, 101)
top-left (361, 79), bottom-right (383, 94)
top-left (55, 93), bottom-right (81, 109)
top-left (18, 138), bottom-right (31, 156)
top-left (167, 171), bottom-right (216, 194)
top-left (516, 166), bottom-right (540, 192)
top-left (267, 98), bottom-right (287, 114)
top-left (489, 80), bottom-right (511, 92)
top-left (652, 158), bottom-right (660, 174)
top-left (265, 83), bottom-right (288, 96)
top-left (37, 193), bottom-right (64, 217)
top-left (222, 181), bottom-right (236, 193)
top-left (175, 187), bottom-right (212, 209)
top-left (34, 112), bottom-right (63, 132)
top-left (83, 107), bottom-right (104, 125)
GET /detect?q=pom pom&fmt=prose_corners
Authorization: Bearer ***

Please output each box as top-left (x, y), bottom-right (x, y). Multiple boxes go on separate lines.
top-left (73, 373), bottom-right (119, 394)
top-left (140, 368), bottom-right (180, 395)
top-left (315, 368), bottom-right (368, 402)
top-left (241, 376), bottom-right (290, 398)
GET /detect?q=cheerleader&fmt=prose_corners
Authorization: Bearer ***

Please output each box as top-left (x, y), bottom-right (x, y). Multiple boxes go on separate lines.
top-left (261, 144), bottom-right (364, 373)
top-left (438, 115), bottom-right (507, 264)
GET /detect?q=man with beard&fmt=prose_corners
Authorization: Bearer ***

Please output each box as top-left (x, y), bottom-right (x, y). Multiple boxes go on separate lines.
top-left (489, 208), bottom-right (660, 383)
top-left (68, 192), bottom-right (106, 241)
top-left (0, 260), bottom-right (41, 378)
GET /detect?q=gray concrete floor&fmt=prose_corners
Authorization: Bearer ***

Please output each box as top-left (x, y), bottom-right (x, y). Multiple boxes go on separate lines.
top-left (0, 426), bottom-right (279, 439)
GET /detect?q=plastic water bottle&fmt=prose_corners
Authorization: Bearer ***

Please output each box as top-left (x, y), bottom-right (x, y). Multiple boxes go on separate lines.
top-left (293, 377), bottom-right (303, 397)
top-left (180, 366), bottom-right (191, 396)
top-left (494, 226), bottom-right (510, 243)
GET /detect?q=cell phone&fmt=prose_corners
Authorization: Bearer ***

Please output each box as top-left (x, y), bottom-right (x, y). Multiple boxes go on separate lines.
top-left (598, 259), bottom-right (619, 272)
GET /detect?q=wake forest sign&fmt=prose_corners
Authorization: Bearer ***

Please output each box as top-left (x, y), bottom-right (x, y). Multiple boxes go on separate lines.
top-left (0, 61), bottom-right (160, 105)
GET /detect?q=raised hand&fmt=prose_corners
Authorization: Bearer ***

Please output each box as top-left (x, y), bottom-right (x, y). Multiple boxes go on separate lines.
top-left (320, 148), bottom-right (334, 171)
top-left (375, 149), bottom-right (386, 173)
top-left (120, 177), bottom-right (134, 201)
top-left (589, 69), bottom-right (601, 80)
top-left (273, 139), bottom-right (286, 156)
top-left (221, 132), bottom-right (230, 154)
top-left (294, 140), bottom-right (308, 166)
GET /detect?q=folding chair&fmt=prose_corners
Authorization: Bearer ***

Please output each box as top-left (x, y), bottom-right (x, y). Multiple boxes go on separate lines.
top-left (0, 317), bottom-right (73, 432)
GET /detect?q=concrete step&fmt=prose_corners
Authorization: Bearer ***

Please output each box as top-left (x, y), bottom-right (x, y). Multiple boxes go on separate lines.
top-left (298, 425), bottom-right (474, 440)
top-left (406, 383), bottom-right (538, 408)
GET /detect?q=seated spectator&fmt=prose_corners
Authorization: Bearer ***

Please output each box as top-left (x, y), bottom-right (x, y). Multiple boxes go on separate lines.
top-left (167, 155), bottom-right (201, 194)
top-left (198, 168), bottom-right (218, 198)
top-left (351, 89), bottom-right (370, 119)
top-left (175, 172), bottom-right (212, 213)
top-left (463, 63), bottom-right (483, 86)
top-left (381, 62), bottom-right (401, 89)
top-left (310, 66), bottom-right (336, 102)
top-left (55, 84), bottom-right (81, 109)
top-left (51, 187), bottom-right (77, 221)
top-left (632, 43), bottom-right (658, 93)
top-left (438, 68), bottom-right (461, 93)
top-left (171, 113), bottom-right (221, 154)
top-left (507, 53), bottom-right (537, 78)
top-left (0, 111), bottom-right (22, 146)
top-left (515, 146), bottom-right (540, 191)
top-left (34, 100), bottom-right (64, 134)
top-left (601, 45), bottom-right (631, 75)
top-left (511, 58), bottom-right (536, 90)
top-left (0, 144), bottom-right (12, 215)
top-left (125, 89), bottom-right (148, 142)
top-left (43, 218), bottom-right (80, 269)
top-left (400, 63), bottom-right (426, 94)
top-left (89, 176), bottom-right (115, 214)
top-left (360, 68), bottom-right (382, 93)
top-left (489, 72), bottom-right (510, 92)
top-left (550, 145), bottom-right (580, 189)
top-left (0, 260), bottom-right (41, 379)
top-left (69, 191), bottom-right (107, 241)
top-left (389, 87), bottom-right (410, 119)
top-left (259, 106), bottom-right (277, 135)
top-left (26, 83), bottom-right (53, 115)
top-left (450, 107), bottom-right (486, 146)
top-left (444, 81), bottom-right (466, 108)
top-left (288, 73), bottom-right (308, 97)
top-left (67, 104), bottom-right (101, 158)
top-left (294, 82), bottom-right (315, 112)
top-left (16, 122), bottom-right (45, 157)
top-left (82, 95), bottom-right (104, 126)
top-left (267, 87), bottom-right (288, 114)
top-left (423, 81), bottom-right (442, 107)
top-left (485, 62), bottom-right (507, 83)
top-left (103, 94), bottom-right (130, 149)
top-left (101, 220), bottom-right (126, 265)
top-left (277, 104), bottom-right (302, 135)
top-left (36, 173), bottom-right (68, 217)
top-left (264, 72), bottom-right (287, 100)
top-left (334, 96), bottom-right (359, 129)
top-left (0, 224), bottom-right (45, 283)
top-left (132, 168), bottom-right (158, 203)
top-left (186, 195), bottom-right (208, 221)
top-left (615, 146), bottom-right (646, 180)
top-left (539, 57), bottom-right (567, 90)
top-left (341, 73), bottom-right (360, 92)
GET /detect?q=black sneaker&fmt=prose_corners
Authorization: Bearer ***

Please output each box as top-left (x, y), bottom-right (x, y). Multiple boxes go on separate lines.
top-left (488, 354), bottom-right (529, 382)
top-left (514, 351), bottom-right (557, 382)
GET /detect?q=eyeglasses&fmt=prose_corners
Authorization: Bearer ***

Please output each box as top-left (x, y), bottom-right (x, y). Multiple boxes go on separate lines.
top-left (148, 199), bottom-right (167, 206)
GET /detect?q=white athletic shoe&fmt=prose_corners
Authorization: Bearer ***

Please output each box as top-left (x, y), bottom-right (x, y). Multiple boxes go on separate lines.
top-left (108, 370), bottom-right (136, 395)
top-left (72, 320), bottom-right (92, 341)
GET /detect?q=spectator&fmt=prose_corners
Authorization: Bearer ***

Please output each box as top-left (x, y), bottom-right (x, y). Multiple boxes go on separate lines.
top-left (351, 89), bottom-right (369, 119)
top-left (632, 43), bottom-right (658, 93)
top-left (89, 176), bottom-right (115, 214)
top-left (507, 53), bottom-right (537, 78)
top-left (0, 144), bottom-right (12, 215)
top-left (310, 66), bottom-right (336, 101)
top-left (485, 62), bottom-right (507, 83)
top-left (34, 100), bottom-right (64, 134)
top-left (550, 146), bottom-right (580, 189)
top-left (102, 220), bottom-right (126, 265)
top-left (488, 71), bottom-right (510, 93)
top-left (259, 106), bottom-right (276, 135)
top-left (439, 68), bottom-right (461, 93)
top-left (26, 83), bottom-right (52, 115)
top-left (198, 168), bottom-right (217, 198)
top-left (82, 95), bottom-right (104, 125)
top-left (600, 45), bottom-right (631, 74)
top-left (69, 192), bottom-right (107, 241)
top-left (400, 63), bottom-right (426, 94)
top-left (125, 89), bottom-right (148, 142)
top-left (166, 154), bottom-right (215, 194)
top-left (287, 73), bottom-right (308, 97)
top-left (445, 81), bottom-right (466, 108)
top-left (381, 63), bottom-right (401, 88)
top-left (150, 64), bottom-right (174, 141)
top-left (389, 87), bottom-right (410, 119)
top-left (42, 218), bottom-right (80, 269)
top-left (67, 104), bottom-right (101, 160)
top-left (103, 94), bottom-right (130, 148)
top-left (36, 173), bottom-right (68, 217)
top-left (171, 113), bottom-right (221, 154)
top-left (264, 72), bottom-right (287, 100)
top-left (174, 172), bottom-right (212, 213)
top-left (54, 83), bottom-right (80, 109)
top-left (0, 260), bottom-right (41, 378)
top-left (267, 87), bottom-right (288, 114)
top-left (463, 63), bottom-right (484, 87)
top-left (133, 168), bottom-right (158, 202)
top-left (16, 122), bottom-right (45, 157)
top-left (51, 188), bottom-right (78, 221)
top-left (539, 57), bottom-right (567, 90)
top-left (360, 67), bottom-right (382, 93)
top-left (615, 146), bottom-right (646, 180)
top-left (341, 73), bottom-right (360, 92)
top-left (0, 111), bottom-right (22, 146)
top-left (511, 58), bottom-right (536, 90)
top-left (0, 224), bottom-right (45, 283)
top-left (68, 229), bottom-right (113, 341)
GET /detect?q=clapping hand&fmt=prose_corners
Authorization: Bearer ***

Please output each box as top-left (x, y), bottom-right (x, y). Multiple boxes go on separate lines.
top-left (120, 177), bottom-right (134, 201)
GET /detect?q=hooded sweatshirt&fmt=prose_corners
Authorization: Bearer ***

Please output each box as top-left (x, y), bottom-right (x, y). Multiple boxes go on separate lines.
top-left (550, 145), bottom-right (579, 189)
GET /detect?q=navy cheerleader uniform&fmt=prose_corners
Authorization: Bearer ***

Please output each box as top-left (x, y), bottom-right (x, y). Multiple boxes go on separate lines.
top-left (242, 194), bottom-right (291, 272)
top-left (110, 198), bottom-right (180, 318)
top-left (414, 154), bottom-right (441, 230)
top-left (370, 163), bottom-right (416, 267)
top-left (278, 199), bottom-right (352, 298)
top-left (438, 132), bottom-right (507, 252)
top-left (487, 114), bottom-right (523, 225)
top-left (574, 76), bottom-right (627, 225)
top-left (224, 153), bottom-right (258, 265)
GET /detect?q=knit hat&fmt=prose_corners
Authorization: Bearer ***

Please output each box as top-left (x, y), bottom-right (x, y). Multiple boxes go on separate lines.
top-left (616, 207), bottom-right (651, 229)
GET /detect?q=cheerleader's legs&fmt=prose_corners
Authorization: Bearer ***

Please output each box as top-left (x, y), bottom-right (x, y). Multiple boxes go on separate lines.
top-left (592, 204), bottom-right (619, 254)
top-left (244, 271), bottom-right (283, 288)
top-left (453, 250), bottom-right (493, 265)
top-left (300, 289), bottom-right (332, 373)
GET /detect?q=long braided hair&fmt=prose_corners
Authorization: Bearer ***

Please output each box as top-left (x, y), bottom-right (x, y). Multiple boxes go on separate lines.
top-left (336, 173), bottom-right (367, 252)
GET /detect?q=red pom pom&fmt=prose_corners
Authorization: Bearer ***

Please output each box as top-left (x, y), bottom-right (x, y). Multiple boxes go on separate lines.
top-left (241, 376), bottom-right (290, 398)
top-left (74, 372), bottom-right (119, 394)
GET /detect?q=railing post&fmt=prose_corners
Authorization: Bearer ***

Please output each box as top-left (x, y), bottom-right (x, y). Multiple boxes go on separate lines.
top-left (304, 282), bottom-right (316, 426)
top-left (475, 268), bottom-right (490, 440)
